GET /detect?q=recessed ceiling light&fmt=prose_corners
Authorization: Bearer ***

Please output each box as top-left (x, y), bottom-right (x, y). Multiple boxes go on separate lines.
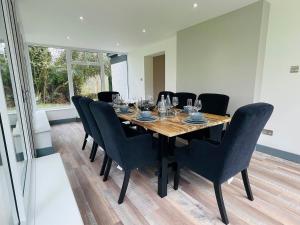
top-left (66, 36), bottom-right (70, 40)
top-left (142, 29), bottom-right (146, 33)
top-left (79, 16), bottom-right (84, 21)
top-left (193, 3), bottom-right (198, 8)
top-left (116, 42), bottom-right (120, 46)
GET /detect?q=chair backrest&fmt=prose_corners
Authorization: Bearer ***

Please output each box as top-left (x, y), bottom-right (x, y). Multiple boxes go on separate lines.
top-left (156, 91), bottom-right (175, 105)
top-left (175, 92), bottom-right (197, 109)
top-left (218, 103), bottom-right (273, 182)
top-left (90, 101), bottom-right (126, 165)
top-left (79, 97), bottom-right (105, 149)
top-left (97, 91), bottom-right (120, 102)
top-left (198, 93), bottom-right (229, 115)
top-left (71, 95), bottom-right (91, 135)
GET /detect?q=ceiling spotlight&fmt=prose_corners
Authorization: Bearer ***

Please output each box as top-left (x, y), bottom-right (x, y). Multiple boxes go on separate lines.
top-left (116, 42), bottom-right (120, 46)
top-left (193, 3), bottom-right (198, 8)
top-left (66, 36), bottom-right (70, 40)
top-left (142, 28), bottom-right (146, 33)
top-left (79, 16), bottom-right (84, 21)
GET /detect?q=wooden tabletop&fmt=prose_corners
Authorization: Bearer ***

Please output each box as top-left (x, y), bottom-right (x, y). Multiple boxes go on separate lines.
top-left (117, 109), bottom-right (231, 137)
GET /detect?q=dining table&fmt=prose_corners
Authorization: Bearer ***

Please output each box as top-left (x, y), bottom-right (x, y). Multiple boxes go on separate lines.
top-left (117, 108), bottom-right (231, 198)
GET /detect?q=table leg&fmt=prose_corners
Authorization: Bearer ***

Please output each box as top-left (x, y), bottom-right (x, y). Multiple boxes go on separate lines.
top-left (158, 134), bottom-right (169, 198)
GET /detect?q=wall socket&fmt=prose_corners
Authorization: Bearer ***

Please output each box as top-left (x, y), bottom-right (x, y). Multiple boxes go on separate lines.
top-left (290, 65), bottom-right (299, 74)
top-left (262, 129), bottom-right (273, 136)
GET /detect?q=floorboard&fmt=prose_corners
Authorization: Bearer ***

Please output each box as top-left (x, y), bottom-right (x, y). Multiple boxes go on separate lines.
top-left (51, 122), bottom-right (300, 225)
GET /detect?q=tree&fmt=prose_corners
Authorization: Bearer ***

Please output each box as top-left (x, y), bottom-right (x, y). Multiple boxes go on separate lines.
top-left (0, 53), bottom-right (15, 108)
top-left (29, 46), bottom-right (107, 106)
top-left (29, 46), bottom-right (51, 104)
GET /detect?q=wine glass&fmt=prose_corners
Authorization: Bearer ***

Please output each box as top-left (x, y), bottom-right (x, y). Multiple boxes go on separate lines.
top-left (112, 94), bottom-right (117, 104)
top-left (172, 97), bottom-right (178, 107)
top-left (172, 97), bottom-right (179, 115)
top-left (187, 98), bottom-right (192, 107)
top-left (194, 99), bottom-right (202, 112)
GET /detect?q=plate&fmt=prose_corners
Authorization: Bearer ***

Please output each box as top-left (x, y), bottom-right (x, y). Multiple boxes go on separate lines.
top-left (183, 118), bottom-right (207, 125)
top-left (136, 116), bottom-right (158, 122)
top-left (118, 109), bottom-right (134, 114)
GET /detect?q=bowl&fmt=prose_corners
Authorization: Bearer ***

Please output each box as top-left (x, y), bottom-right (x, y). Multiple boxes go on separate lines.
top-left (120, 105), bottom-right (129, 113)
top-left (183, 105), bottom-right (193, 113)
top-left (140, 111), bottom-right (152, 118)
top-left (190, 112), bottom-right (203, 121)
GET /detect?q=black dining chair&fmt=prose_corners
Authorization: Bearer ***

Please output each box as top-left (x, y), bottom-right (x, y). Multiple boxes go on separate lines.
top-left (90, 101), bottom-right (158, 204)
top-left (97, 91), bottom-right (120, 102)
top-left (156, 91), bottom-right (175, 105)
top-left (71, 96), bottom-right (92, 150)
top-left (79, 97), bottom-right (106, 164)
top-left (174, 92), bottom-right (197, 109)
top-left (80, 97), bottom-right (142, 163)
top-left (199, 93), bottom-right (229, 142)
top-left (173, 103), bottom-right (274, 224)
top-left (181, 93), bottom-right (230, 143)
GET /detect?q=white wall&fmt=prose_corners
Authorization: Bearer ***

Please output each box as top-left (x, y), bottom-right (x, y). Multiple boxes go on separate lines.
top-left (258, 0), bottom-right (300, 155)
top-left (176, 1), bottom-right (268, 115)
top-left (127, 36), bottom-right (177, 99)
top-left (111, 61), bottom-right (129, 100)
top-left (45, 108), bottom-right (78, 121)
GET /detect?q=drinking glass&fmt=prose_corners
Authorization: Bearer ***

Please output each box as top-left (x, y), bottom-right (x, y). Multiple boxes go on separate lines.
top-left (187, 98), bottom-right (192, 107)
top-left (112, 94), bottom-right (117, 104)
top-left (194, 99), bottom-right (202, 112)
top-left (172, 97), bottom-right (179, 108)
top-left (172, 97), bottom-right (179, 115)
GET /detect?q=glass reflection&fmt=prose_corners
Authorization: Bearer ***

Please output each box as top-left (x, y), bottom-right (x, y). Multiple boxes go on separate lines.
top-left (0, 5), bottom-right (28, 193)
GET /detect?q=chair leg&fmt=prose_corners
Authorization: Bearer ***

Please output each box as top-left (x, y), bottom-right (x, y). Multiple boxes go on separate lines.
top-left (103, 158), bottom-right (112, 181)
top-left (173, 163), bottom-right (180, 190)
top-left (90, 143), bottom-right (98, 162)
top-left (82, 133), bottom-right (88, 150)
top-left (241, 169), bottom-right (254, 201)
top-left (118, 170), bottom-right (131, 204)
top-left (89, 141), bottom-right (96, 159)
top-left (100, 153), bottom-right (108, 176)
top-left (214, 183), bottom-right (229, 224)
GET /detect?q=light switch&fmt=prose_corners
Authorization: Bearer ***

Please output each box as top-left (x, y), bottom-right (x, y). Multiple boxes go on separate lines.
top-left (290, 65), bottom-right (299, 74)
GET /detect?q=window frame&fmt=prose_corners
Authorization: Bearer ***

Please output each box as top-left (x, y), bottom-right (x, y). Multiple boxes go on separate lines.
top-left (26, 43), bottom-right (127, 110)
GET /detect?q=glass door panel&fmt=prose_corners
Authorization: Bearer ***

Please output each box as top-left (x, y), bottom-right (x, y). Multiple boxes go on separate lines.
top-left (0, 115), bottom-right (19, 225)
top-left (72, 64), bottom-right (101, 100)
top-left (0, 0), bottom-right (28, 193)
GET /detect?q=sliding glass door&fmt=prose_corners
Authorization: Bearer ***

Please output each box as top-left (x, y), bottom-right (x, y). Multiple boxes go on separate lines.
top-left (0, 115), bottom-right (19, 225)
top-left (0, 0), bottom-right (35, 223)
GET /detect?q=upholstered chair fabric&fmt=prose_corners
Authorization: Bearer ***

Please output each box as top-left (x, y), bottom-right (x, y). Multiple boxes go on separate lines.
top-left (90, 101), bottom-right (158, 170)
top-left (71, 95), bottom-right (92, 135)
top-left (156, 91), bottom-right (175, 105)
top-left (174, 103), bottom-right (273, 224)
top-left (97, 91), bottom-right (120, 102)
top-left (176, 103), bottom-right (274, 184)
top-left (174, 92), bottom-right (197, 109)
top-left (79, 97), bottom-right (105, 149)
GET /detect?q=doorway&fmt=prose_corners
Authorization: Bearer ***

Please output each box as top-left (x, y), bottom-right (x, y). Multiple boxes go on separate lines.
top-left (144, 53), bottom-right (165, 102)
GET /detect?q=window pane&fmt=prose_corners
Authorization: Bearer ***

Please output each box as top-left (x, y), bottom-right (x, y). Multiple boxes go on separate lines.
top-left (0, 43), bottom-right (15, 110)
top-left (1, 11), bottom-right (28, 195)
top-left (72, 64), bottom-right (101, 99)
top-left (29, 46), bottom-right (70, 108)
top-left (72, 50), bottom-right (98, 62)
top-left (102, 53), bottom-right (112, 91)
top-left (103, 53), bottom-right (129, 100)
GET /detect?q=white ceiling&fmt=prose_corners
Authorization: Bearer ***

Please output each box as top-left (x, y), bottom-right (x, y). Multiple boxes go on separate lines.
top-left (17, 0), bottom-right (258, 53)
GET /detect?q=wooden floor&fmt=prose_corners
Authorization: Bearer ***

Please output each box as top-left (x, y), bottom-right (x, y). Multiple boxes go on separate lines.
top-left (52, 122), bottom-right (300, 225)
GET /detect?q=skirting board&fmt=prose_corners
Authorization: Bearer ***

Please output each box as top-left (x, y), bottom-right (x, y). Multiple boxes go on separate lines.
top-left (256, 144), bottom-right (300, 164)
top-left (49, 118), bottom-right (80, 126)
top-left (36, 147), bottom-right (56, 158)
